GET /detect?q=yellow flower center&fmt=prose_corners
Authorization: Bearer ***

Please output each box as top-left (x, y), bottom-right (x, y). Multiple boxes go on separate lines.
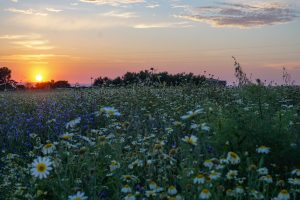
top-left (44, 143), bottom-right (53, 149)
top-left (74, 198), bottom-right (82, 200)
top-left (62, 135), bottom-right (72, 140)
top-left (230, 152), bottom-right (238, 158)
top-left (37, 163), bottom-right (46, 173)
top-left (202, 189), bottom-right (209, 194)
top-left (280, 189), bottom-right (288, 194)
top-left (197, 174), bottom-right (204, 178)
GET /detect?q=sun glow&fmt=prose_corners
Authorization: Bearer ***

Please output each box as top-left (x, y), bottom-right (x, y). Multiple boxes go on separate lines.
top-left (35, 74), bottom-right (43, 82)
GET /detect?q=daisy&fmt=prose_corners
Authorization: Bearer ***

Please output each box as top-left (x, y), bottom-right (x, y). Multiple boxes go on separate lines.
top-left (256, 146), bottom-right (270, 154)
top-left (203, 159), bottom-right (214, 169)
top-left (145, 190), bottom-right (157, 197)
top-left (68, 191), bottom-right (88, 200)
top-left (209, 171), bottom-right (221, 180)
top-left (226, 170), bottom-right (238, 180)
top-left (288, 178), bottom-right (300, 186)
top-left (226, 152), bottom-right (240, 165)
top-left (109, 160), bottom-right (120, 171)
top-left (121, 185), bottom-right (132, 193)
top-left (257, 167), bottom-right (269, 175)
top-left (60, 133), bottom-right (74, 140)
top-left (180, 108), bottom-right (204, 120)
top-left (42, 143), bottom-right (56, 154)
top-left (291, 169), bottom-right (300, 176)
top-left (199, 189), bottom-right (211, 199)
top-left (124, 193), bottom-right (136, 200)
top-left (276, 189), bottom-right (290, 200)
top-left (234, 186), bottom-right (244, 195)
top-left (182, 135), bottom-right (198, 146)
top-left (168, 185), bottom-right (177, 195)
top-left (31, 157), bottom-right (53, 179)
top-left (149, 181), bottom-right (157, 190)
top-left (66, 117), bottom-right (81, 129)
top-left (101, 106), bottom-right (121, 117)
top-left (260, 175), bottom-right (273, 184)
top-left (193, 174), bottom-right (205, 184)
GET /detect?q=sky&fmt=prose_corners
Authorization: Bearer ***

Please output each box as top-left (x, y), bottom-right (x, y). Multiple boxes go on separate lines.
top-left (0, 0), bottom-right (300, 84)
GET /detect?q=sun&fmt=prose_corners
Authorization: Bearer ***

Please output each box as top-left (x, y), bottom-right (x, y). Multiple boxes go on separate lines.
top-left (35, 74), bottom-right (43, 82)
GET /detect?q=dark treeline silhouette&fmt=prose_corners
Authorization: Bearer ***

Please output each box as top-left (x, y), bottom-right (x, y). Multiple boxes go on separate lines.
top-left (93, 69), bottom-right (226, 87)
top-left (34, 80), bottom-right (71, 90)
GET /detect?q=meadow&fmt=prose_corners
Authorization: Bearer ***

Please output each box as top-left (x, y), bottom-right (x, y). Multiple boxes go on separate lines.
top-left (0, 84), bottom-right (300, 199)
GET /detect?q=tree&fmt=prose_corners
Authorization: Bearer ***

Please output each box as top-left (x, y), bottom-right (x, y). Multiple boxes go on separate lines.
top-left (52, 80), bottom-right (71, 89)
top-left (0, 67), bottom-right (11, 83)
top-left (0, 67), bottom-right (14, 90)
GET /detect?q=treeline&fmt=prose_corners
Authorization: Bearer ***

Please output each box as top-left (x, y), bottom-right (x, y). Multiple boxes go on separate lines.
top-left (93, 69), bottom-right (226, 87)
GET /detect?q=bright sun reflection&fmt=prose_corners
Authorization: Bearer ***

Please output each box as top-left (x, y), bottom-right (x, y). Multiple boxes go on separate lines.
top-left (35, 74), bottom-right (43, 82)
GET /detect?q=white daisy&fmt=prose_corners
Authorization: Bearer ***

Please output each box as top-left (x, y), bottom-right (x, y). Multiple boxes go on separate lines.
top-left (121, 185), bottom-right (132, 193)
top-left (124, 193), bottom-right (136, 200)
top-left (291, 169), bottom-right (300, 176)
top-left (168, 185), bottom-right (177, 195)
top-left (66, 117), bottom-right (81, 129)
top-left (42, 143), bottom-right (56, 154)
top-left (109, 160), bottom-right (120, 171)
top-left (193, 174), bottom-right (205, 184)
top-left (199, 189), bottom-right (211, 199)
top-left (276, 189), bottom-right (290, 200)
top-left (182, 135), bottom-right (198, 146)
top-left (31, 157), bottom-right (53, 179)
top-left (68, 191), bottom-right (88, 200)
top-left (256, 146), bottom-right (270, 154)
top-left (226, 170), bottom-right (238, 180)
top-left (257, 167), bottom-right (269, 175)
top-left (226, 152), bottom-right (240, 165)
top-left (101, 106), bottom-right (121, 117)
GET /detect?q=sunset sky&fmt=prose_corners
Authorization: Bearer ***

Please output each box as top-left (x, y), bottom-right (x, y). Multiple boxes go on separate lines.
top-left (0, 0), bottom-right (299, 84)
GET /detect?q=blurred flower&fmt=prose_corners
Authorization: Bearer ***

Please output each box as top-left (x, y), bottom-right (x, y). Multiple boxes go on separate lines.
top-left (42, 143), bottom-right (56, 155)
top-left (110, 160), bottom-right (120, 171)
top-left (276, 189), bottom-right (290, 200)
top-left (101, 106), bottom-right (121, 117)
top-left (66, 117), bottom-right (81, 129)
top-left (182, 135), bottom-right (198, 146)
top-left (68, 191), bottom-right (88, 200)
top-left (199, 189), bottom-right (211, 199)
top-left (167, 185), bottom-right (177, 195)
top-left (193, 174), bottom-right (205, 184)
top-left (256, 146), bottom-right (270, 154)
top-left (121, 185), bottom-right (132, 193)
top-left (226, 152), bottom-right (240, 165)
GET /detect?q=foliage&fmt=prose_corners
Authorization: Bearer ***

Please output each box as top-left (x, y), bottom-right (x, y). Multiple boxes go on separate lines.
top-left (93, 70), bottom-right (226, 87)
top-left (0, 85), bottom-right (299, 199)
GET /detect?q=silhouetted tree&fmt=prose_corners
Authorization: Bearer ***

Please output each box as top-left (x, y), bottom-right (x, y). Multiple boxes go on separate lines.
top-left (0, 67), bottom-right (18, 90)
top-left (93, 68), bottom-right (226, 87)
top-left (52, 80), bottom-right (71, 89)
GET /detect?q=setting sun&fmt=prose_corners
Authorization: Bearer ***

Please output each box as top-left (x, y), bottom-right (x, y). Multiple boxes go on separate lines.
top-left (35, 74), bottom-right (43, 82)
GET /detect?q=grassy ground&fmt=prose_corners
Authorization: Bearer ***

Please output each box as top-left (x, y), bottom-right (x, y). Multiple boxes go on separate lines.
top-left (0, 85), bottom-right (300, 199)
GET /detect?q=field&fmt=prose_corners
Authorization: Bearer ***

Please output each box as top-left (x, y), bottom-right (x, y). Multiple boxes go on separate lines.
top-left (0, 85), bottom-right (300, 199)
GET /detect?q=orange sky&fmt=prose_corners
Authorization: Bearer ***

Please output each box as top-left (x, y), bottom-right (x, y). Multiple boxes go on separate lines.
top-left (1, 0), bottom-right (300, 84)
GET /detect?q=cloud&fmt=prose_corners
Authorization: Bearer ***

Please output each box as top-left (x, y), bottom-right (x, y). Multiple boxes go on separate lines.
top-left (146, 3), bottom-right (160, 8)
top-left (177, 2), bottom-right (297, 28)
top-left (10, 0), bottom-right (18, 3)
top-left (5, 8), bottom-right (48, 16)
top-left (134, 21), bottom-right (192, 29)
top-left (0, 34), bottom-right (40, 40)
top-left (79, 0), bottom-right (144, 6)
top-left (102, 10), bottom-right (138, 18)
top-left (46, 8), bottom-right (63, 13)
top-left (0, 34), bottom-right (54, 50)
top-left (12, 40), bottom-right (54, 50)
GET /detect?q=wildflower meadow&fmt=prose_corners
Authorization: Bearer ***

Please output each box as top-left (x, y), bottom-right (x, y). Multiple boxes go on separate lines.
top-left (0, 85), bottom-right (300, 199)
